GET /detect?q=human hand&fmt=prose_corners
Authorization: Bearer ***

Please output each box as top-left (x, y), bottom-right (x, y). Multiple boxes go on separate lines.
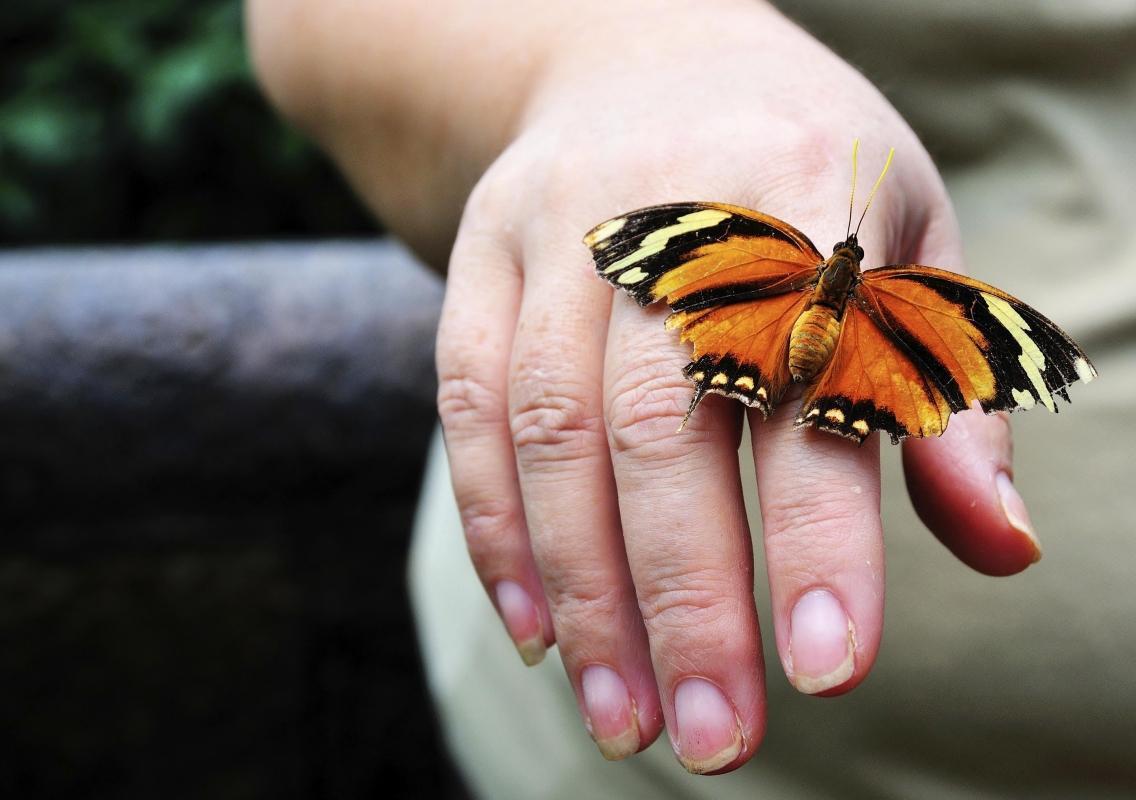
top-left (249, 0), bottom-right (1042, 775)
top-left (434, 7), bottom-right (1041, 774)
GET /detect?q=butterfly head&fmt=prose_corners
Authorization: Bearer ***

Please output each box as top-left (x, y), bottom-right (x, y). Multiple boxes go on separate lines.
top-left (832, 234), bottom-right (865, 263)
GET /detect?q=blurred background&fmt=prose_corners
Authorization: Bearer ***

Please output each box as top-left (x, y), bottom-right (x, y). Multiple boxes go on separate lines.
top-left (1, 2), bottom-right (463, 797)
top-left (1, 0), bottom-right (373, 245)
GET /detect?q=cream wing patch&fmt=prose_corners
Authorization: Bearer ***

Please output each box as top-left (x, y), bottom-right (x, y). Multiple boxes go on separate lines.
top-left (602, 209), bottom-right (731, 274)
top-left (584, 217), bottom-right (626, 248)
top-left (1011, 388), bottom-right (1036, 410)
top-left (982, 292), bottom-right (1056, 412)
top-left (1075, 356), bottom-right (1097, 384)
top-left (617, 266), bottom-right (650, 285)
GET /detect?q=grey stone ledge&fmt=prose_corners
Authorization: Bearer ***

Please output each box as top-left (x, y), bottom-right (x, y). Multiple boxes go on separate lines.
top-left (0, 240), bottom-right (443, 516)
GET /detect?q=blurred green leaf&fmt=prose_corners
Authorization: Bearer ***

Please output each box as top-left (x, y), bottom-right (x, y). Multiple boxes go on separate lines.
top-left (1, 0), bottom-right (376, 244)
top-left (0, 98), bottom-right (102, 163)
top-left (134, 2), bottom-right (248, 143)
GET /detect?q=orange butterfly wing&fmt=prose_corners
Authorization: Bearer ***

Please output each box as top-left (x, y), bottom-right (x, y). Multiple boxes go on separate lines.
top-left (586, 202), bottom-right (820, 416)
top-left (587, 203), bottom-right (1095, 442)
top-left (796, 265), bottom-right (1097, 443)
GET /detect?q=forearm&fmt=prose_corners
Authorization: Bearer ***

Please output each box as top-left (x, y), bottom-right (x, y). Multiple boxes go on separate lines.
top-left (246, 0), bottom-right (775, 267)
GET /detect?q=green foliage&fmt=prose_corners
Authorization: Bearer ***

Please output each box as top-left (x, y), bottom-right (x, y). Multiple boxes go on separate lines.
top-left (0, 0), bottom-right (374, 244)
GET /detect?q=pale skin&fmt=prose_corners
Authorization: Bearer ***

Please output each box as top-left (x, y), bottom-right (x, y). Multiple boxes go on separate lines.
top-left (248, 0), bottom-right (1043, 774)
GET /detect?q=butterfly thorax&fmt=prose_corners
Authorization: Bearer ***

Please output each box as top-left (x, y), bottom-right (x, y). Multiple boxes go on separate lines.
top-left (788, 245), bottom-right (863, 384)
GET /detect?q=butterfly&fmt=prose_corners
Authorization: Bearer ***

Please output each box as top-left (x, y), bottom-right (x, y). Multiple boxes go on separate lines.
top-left (584, 145), bottom-right (1096, 444)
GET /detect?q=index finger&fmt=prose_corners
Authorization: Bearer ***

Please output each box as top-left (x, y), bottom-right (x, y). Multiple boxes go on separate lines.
top-left (750, 401), bottom-right (885, 696)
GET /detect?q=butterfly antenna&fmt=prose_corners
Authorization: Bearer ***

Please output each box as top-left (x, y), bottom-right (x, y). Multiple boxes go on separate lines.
top-left (677, 384), bottom-right (707, 433)
top-left (853, 146), bottom-right (895, 238)
top-left (846, 138), bottom-right (860, 240)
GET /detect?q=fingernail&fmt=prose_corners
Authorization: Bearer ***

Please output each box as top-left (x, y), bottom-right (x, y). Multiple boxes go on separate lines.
top-left (672, 677), bottom-right (743, 774)
top-left (789, 589), bottom-right (855, 695)
top-left (581, 665), bottom-right (640, 760)
top-left (495, 580), bottom-right (546, 666)
top-left (996, 471), bottom-right (1041, 562)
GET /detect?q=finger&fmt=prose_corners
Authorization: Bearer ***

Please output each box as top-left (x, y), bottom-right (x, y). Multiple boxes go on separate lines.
top-left (750, 397), bottom-right (885, 697)
top-left (436, 218), bottom-right (553, 666)
top-left (605, 298), bottom-right (763, 775)
top-left (899, 196), bottom-right (1041, 576)
top-left (509, 234), bottom-right (663, 760)
top-left (746, 196), bottom-right (902, 698)
top-left (902, 407), bottom-right (1040, 576)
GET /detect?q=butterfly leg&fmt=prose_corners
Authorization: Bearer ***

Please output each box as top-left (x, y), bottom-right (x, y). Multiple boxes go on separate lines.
top-left (677, 382), bottom-right (708, 433)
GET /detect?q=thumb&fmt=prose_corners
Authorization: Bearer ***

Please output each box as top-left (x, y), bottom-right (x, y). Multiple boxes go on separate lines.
top-left (898, 200), bottom-right (1041, 576)
top-left (903, 408), bottom-right (1040, 575)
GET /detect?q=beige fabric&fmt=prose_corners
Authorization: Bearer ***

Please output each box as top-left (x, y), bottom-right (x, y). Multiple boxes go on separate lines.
top-left (410, 2), bottom-right (1136, 796)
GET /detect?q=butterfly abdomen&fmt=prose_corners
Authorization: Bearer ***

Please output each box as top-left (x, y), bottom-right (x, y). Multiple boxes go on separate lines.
top-left (788, 249), bottom-right (859, 383)
top-left (789, 304), bottom-right (842, 383)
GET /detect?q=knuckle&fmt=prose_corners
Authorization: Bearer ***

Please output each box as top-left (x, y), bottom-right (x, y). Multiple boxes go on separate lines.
top-left (761, 492), bottom-right (872, 569)
top-left (636, 565), bottom-right (745, 638)
top-left (459, 496), bottom-right (524, 572)
top-left (464, 158), bottom-right (521, 223)
top-left (538, 151), bottom-right (592, 209)
top-left (437, 370), bottom-right (505, 435)
top-left (762, 492), bottom-right (860, 540)
top-left (509, 379), bottom-right (604, 467)
top-left (606, 364), bottom-right (696, 455)
top-left (543, 574), bottom-right (626, 630)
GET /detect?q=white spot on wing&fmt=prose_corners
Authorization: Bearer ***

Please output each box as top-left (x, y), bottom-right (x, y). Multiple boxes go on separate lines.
top-left (1075, 357), bottom-right (1096, 384)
